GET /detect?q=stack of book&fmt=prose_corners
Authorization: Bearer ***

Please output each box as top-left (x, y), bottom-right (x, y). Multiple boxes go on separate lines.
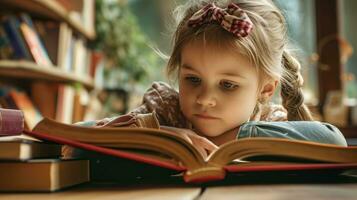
top-left (0, 108), bottom-right (89, 192)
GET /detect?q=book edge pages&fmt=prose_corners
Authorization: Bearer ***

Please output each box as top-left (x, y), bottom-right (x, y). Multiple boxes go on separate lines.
top-left (31, 118), bottom-right (206, 169)
top-left (208, 138), bottom-right (357, 166)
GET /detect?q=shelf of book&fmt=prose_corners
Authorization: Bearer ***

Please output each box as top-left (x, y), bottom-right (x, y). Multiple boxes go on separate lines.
top-left (0, 60), bottom-right (94, 89)
top-left (0, 0), bottom-right (95, 40)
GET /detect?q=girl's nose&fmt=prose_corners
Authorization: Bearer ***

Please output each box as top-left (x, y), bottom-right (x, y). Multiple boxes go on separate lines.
top-left (196, 88), bottom-right (217, 107)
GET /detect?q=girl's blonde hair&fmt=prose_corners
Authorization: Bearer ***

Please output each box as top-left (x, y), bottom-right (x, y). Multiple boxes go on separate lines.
top-left (167, 0), bottom-right (313, 121)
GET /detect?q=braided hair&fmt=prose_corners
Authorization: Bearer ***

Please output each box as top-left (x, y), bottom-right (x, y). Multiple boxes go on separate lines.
top-left (281, 51), bottom-right (313, 121)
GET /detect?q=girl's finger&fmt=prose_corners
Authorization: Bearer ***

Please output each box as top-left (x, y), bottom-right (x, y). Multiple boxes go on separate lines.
top-left (191, 135), bottom-right (218, 153)
top-left (161, 126), bottom-right (193, 144)
top-left (194, 144), bottom-right (207, 158)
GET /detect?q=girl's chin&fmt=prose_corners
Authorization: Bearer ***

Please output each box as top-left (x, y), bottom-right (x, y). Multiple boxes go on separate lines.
top-left (193, 127), bottom-right (223, 137)
top-left (194, 125), bottom-right (240, 139)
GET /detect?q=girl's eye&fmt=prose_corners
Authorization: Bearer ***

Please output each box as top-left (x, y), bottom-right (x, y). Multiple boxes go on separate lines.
top-left (220, 81), bottom-right (238, 90)
top-left (185, 76), bottom-right (201, 85)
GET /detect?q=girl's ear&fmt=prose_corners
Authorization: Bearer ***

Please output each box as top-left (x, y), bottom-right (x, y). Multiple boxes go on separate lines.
top-left (259, 80), bottom-right (278, 101)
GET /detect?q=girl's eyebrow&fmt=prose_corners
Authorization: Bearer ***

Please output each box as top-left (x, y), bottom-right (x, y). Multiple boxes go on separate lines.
top-left (220, 71), bottom-right (247, 79)
top-left (181, 64), bottom-right (195, 71)
top-left (181, 64), bottom-right (201, 74)
top-left (182, 63), bottom-right (247, 79)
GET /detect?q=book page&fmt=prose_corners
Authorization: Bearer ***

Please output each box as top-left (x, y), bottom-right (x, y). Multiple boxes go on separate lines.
top-left (31, 118), bottom-right (206, 170)
top-left (207, 138), bottom-right (357, 166)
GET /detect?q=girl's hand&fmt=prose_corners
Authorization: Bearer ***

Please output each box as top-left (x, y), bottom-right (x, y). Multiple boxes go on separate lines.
top-left (160, 126), bottom-right (218, 158)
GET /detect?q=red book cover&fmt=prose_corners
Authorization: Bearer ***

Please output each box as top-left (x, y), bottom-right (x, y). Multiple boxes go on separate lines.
top-left (0, 108), bottom-right (24, 136)
top-left (23, 129), bottom-right (185, 172)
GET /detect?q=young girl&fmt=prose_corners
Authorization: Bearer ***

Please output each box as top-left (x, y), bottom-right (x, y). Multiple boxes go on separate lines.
top-left (75, 0), bottom-right (347, 157)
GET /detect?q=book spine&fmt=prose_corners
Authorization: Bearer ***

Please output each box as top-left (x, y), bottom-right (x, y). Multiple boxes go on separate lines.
top-left (33, 21), bottom-right (59, 65)
top-left (1, 16), bottom-right (32, 60)
top-left (19, 13), bottom-right (53, 66)
top-left (20, 23), bottom-right (51, 66)
top-left (8, 90), bottom-right (43, 130)
top-left (0, 108), bottom-right (24, 135)
top-left (0, 25), bottom-right (14, 59)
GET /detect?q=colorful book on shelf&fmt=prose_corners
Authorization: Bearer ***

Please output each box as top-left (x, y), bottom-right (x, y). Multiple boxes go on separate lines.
top-left (19, 13), bottom-right (53, 66)
top-left (57, 23), bottom-right (73, 72)
top-left (72, 37), bottom-right (87, 75)
top-left (82, 0), bottom-right (95, 34)
top-left (7, 90), bottom-right (43, 130)
top-left (89, 51), bottom-right (103, 78)
top-left (31, 82), bottom-right (57, 119)
top-left (0, 159), bottom-right (89, 192)
top-left (20, 116), bottom-right (357, 183)
top-left (0, 24), bottom-right (14, 59)
top-left (33, 20), bottom-right (60, 65)
top-left (55, 85), bottom-right (75, 124)
top-left (0, 134), bottom-right (62, 160)
top-left (1, 15), bottom-right (33, 60)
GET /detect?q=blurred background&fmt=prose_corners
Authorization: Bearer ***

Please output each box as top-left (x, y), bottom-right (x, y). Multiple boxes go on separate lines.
top-left (0, 0), bottom-right (356, 139)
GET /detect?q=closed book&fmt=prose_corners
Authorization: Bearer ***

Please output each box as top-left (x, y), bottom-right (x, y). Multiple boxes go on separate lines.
top-left (19, 23), bottom-right (51, 66)
top-left (0, 25), bottom-right (14, 59)
top-left (31, 82), bottom-right (57, 120)
top-left (0, 159), bottom-right (89, 192)
top-left (8, 90), bottom-right (43, 130)
top-left (57, 23), bottom-right (73, 72)
top-left (33, 20), bottom-right (60, 65)
top-left (0, 108), bottom-right (24, 135)
top-left (19, 13), bottom-right (53, 66)
top-left (1, 15), bottom-right (32, 60)
top-left (55, 85), bottom-right (74, 124)
top-left (0, 135), bottom-right (61, 160)
top-left (72, 37), bottom-right (86, 76)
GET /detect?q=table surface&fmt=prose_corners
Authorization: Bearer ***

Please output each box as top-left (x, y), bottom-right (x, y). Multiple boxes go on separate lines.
top-left (2, 169), bottom-right (357, 200)
top-left (1, 183), bottom-right (357, 200)
top-left (0, 184), bottom-right (201, 200)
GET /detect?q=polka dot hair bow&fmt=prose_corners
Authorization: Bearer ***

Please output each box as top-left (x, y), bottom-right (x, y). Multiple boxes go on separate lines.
top-left (187, 3), bottom-right (253, 37)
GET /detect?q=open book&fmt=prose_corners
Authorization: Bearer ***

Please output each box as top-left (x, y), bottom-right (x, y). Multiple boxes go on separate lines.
top-left (25, 118), bottom-right (357, 183)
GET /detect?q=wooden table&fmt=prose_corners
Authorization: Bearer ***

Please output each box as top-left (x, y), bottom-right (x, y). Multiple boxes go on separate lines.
top-left (1, 183), bottom-right (357, 200)
top-left (201, 184), bottom-right (357, 200)
top-left (1, 168), bottom-right (357, 200)
top-left (0, 184), bottom-right (200, 200)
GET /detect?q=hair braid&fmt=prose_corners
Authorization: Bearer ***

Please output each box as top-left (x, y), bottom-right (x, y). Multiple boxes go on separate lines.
top-left (281, 51), bottom-right (313, 121)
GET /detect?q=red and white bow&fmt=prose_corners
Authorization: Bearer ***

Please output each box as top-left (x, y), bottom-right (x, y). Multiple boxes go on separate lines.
top-left (187, 3), bottom-right (253, 37)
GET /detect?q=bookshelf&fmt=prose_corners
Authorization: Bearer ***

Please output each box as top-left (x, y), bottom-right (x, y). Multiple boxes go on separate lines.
top-left (0, 0), bottom-right (95, 40)
top-left (0, 60), bottom-right (94, 89)
top-left (0, 0), bottom-right (100, 125)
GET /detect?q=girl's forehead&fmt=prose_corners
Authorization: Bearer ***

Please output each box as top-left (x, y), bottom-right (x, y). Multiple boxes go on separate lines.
top-left (183, 24), bottom-right (243, 49)
top-left (181, 40), bottom-right (249, 65)
top-left (183, 32), bottom-right (235, 51)
top-left (180, 41), bottom-right (257, 78)
top-left (183, 38), bottom-right (228, 54)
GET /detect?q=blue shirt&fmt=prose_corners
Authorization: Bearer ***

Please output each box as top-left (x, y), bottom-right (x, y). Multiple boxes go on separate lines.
top-left (238, 121), bottom-right (347, 146)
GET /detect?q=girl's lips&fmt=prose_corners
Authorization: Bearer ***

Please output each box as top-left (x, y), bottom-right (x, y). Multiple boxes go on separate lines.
top-left (194, 114), bottom-right (218, 119)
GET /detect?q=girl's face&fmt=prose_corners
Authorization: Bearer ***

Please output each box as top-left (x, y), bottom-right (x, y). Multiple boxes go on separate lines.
top-left (179, 42), bottom-right (264, 138)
